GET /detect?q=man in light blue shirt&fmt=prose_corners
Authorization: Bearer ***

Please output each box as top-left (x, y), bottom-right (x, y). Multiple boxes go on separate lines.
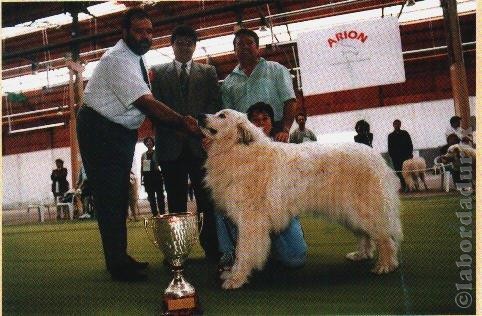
top-left (221, 28), bottom-right (297, 143)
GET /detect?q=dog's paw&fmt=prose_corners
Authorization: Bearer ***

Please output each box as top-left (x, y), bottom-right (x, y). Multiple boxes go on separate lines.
top-left (222, 275), bottom-right (248, 290)
top-left (371, 260), bottom-right (399, 274)
top-left (346, 251), bottom-right (371, 261)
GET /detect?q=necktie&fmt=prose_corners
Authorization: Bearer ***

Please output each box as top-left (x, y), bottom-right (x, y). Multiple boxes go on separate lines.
top-left (179, 63), bottom-right (188, 98)
top-left (140, 58), bottom-right (150, 89)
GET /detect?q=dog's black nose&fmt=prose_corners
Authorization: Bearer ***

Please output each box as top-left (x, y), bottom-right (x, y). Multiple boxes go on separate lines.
top-left (197, 114), bottom-right (207, 127)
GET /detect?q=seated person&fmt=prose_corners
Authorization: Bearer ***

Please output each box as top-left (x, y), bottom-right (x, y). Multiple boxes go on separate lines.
top-left (215, 102), bottom-right (307, 271)
top-left (438, 133), bottom-right (461, 185)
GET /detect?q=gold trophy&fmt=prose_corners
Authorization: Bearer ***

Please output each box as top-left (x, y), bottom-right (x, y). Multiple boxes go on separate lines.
top-left (144, 212), bottom-right (203, 315)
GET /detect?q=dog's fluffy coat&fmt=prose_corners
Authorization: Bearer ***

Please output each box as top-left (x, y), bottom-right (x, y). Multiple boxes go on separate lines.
top-left (200, 109), bottom-right (403, 289)
top-left (402, 157), bottom-right (428, 191)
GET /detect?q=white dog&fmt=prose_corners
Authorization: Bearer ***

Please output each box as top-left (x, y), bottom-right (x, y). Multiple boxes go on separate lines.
top-left (199, 109), bottom-right (403, 290)
top-left (402, 157), bottom-right (428, 191)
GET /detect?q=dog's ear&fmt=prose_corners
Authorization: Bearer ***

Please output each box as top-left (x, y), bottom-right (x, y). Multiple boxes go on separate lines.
top-left (237, 122), bottom-right (255, 145)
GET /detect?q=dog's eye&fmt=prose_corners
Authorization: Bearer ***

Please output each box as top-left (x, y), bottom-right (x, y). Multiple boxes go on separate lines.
top-left (218, 113), bottom-right (226, 118)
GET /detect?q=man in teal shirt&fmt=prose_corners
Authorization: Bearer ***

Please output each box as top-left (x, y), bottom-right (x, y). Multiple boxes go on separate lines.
top-left (221, 28), bottom-right (297, 142)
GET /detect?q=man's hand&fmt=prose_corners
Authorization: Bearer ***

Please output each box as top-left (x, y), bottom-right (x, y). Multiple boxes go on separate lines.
top-left (181, 115), bottom-right (203, 137)
top-left (274, 130), bottom-right (290, 143)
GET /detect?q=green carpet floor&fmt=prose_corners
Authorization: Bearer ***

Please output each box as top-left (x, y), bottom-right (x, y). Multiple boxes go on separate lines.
top-left (2, 194), bottom-right (476, 315)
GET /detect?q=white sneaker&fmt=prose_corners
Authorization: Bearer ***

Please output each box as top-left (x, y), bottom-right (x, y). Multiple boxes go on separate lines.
top-left (79, 213), bottom-right (91, 219)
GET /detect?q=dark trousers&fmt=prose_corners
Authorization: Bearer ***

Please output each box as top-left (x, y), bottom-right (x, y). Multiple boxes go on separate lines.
top-left (392, 159), bottom-right (407, 190)
top-left (77, 106), bottom-right (137, 271)
top-left (160, 147), bottom-right (220, 260)
top-left (143, 172), bottom-right (165, 216)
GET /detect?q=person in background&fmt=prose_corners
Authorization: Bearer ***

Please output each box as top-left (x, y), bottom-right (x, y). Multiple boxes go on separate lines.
top-left (51, 158), bottom-right (69, 219)
top-left (289, 112), bottom-right (317, 144)
top-left (445, 116), bottom-right (463, 140)
top-left (388, 119), bottom-right (413, 192)
top-left (77, 7), bottom-right (201, 282)
top-left (151, 24), bottom-right (221, 261)
top-left (354, 119), bottom-right (373, 147)
top-left (77, 165), bottom-right (94, 219)
top-left (439, 133), bottom-right (461, 186)
top-left (216, 102), bottom-right (307, 272)
top-left (221, 28), bottom-right (297, 143)
top-left (140, 136), bottom-right (165, 217)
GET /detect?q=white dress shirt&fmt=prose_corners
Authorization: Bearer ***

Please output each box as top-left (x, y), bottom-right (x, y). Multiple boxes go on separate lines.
top-left (174, 59), bottom-right (192, 76)
top-left (84, 39), bottom-right (151, 129)
top-left (445, 126), bottom-right (463, 139)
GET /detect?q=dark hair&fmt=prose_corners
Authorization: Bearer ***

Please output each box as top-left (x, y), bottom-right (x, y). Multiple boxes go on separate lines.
top-left (233, 28), bottom-right (259, 47)
top-left (121, 7), bottom-right (150, 31)
top-left (171, 24), bottom-right (198, 44)
top-left (247, 102), bottom-right (274, 123)
top-left (55, 159), bottom-right (64, 164)
top-left (446, 133), bottom-right (461, 144)
top-left (143, 136), bottom-right (154, 145)
top-left (393, 119), bottom-right (401, 124)
top-left (355, 120), bottom-right (370, 133)
top-left (450, 116), bottom-right (461, 125)
top-left (296, 112), bottom-right (307, 119)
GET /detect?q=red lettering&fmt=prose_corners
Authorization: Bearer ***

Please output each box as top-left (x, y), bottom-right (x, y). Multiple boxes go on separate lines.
top-left (357, 32), bottom-right (368, 43)
top-left (328, 38), bottom-right (337, 48)
top-left (328, 30), bottom-right (368, 47)
top-left (348, 30), bottom-right (357, 39)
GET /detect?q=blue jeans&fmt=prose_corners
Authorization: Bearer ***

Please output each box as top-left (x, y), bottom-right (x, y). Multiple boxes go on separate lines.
top-left (215, 212), bottom-right (307, 267)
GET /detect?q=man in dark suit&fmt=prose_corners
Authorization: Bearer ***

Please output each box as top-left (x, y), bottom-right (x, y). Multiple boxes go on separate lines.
top-left (151, 25), bottom-right (221, 260)
top-left (388, 119), bottom-right (413, 191)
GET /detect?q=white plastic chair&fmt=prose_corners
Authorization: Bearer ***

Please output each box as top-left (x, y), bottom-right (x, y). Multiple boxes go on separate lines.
top-left (56, 195), bottom-right (74, 220)
top-left (433, 156), bottom-right (450, 192)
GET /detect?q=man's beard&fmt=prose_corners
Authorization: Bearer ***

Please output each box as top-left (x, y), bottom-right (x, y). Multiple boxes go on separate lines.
top-left (125, 35), bottom-right (152, 55)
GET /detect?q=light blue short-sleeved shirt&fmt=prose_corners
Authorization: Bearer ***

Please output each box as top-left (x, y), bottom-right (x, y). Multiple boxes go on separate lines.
top-left (221, 58), bottom-right (295, 121)
top-left (84, 39), bottom-right (151, 129)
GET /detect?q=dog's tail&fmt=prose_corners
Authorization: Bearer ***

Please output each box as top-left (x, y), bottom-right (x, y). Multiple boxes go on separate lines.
top-left (382, 168), bottom-right (403, 243)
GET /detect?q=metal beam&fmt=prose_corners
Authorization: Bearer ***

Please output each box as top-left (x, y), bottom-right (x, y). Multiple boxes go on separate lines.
top-left (3, 0), bottom-right (275, 61)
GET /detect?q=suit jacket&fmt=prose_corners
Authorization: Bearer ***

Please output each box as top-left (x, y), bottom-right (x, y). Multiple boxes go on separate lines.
top-left (151, 61), bottom-right (221, 161)
top-left (388, 130), bottom-right (413, 163)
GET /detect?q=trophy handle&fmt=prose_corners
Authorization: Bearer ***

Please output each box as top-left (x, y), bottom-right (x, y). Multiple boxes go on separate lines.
top-left (197, 212), bottom-right (204, 234)
top-left (143, 217), bottom-right (159, 248)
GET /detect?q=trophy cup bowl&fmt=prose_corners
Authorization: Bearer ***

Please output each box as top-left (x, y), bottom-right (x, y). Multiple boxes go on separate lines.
top-left (144, 212), bottom-right (203, 315)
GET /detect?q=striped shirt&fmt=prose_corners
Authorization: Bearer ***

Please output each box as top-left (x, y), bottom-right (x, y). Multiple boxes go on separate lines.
top-left (84, 39), bottom-right (151, 129)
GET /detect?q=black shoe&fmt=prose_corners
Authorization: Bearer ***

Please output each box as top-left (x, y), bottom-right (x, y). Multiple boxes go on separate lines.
top-left (127, 255), bottom-right (149, 271)
top-left (110, 268), bottom-right (147, 282)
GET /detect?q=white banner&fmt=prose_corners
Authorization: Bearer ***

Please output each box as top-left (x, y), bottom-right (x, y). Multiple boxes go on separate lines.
top-left (297, 17), bottom-right (405, 95)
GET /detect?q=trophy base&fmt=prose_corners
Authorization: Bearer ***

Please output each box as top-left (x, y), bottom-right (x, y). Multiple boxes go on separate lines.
top-left (162, 293), bottom-right (202, 316)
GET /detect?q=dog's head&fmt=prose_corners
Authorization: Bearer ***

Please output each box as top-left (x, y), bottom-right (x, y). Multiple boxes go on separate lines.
top-left (198, 109), bottom-right (267, 146)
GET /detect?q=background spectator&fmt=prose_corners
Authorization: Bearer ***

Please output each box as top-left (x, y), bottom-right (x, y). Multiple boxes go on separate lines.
top-left (388, 119), bottom-right (413, 192)
top-left (445, 116), bottom-right (463, 139)
top-left (289, 113), bottom-right (317, 144)
top-left (354, 119), bottom-right (373, 147)
top-left (51, 158), bottom-right (69, 219)
top-left (140, 136), bottom-right (165, 217)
